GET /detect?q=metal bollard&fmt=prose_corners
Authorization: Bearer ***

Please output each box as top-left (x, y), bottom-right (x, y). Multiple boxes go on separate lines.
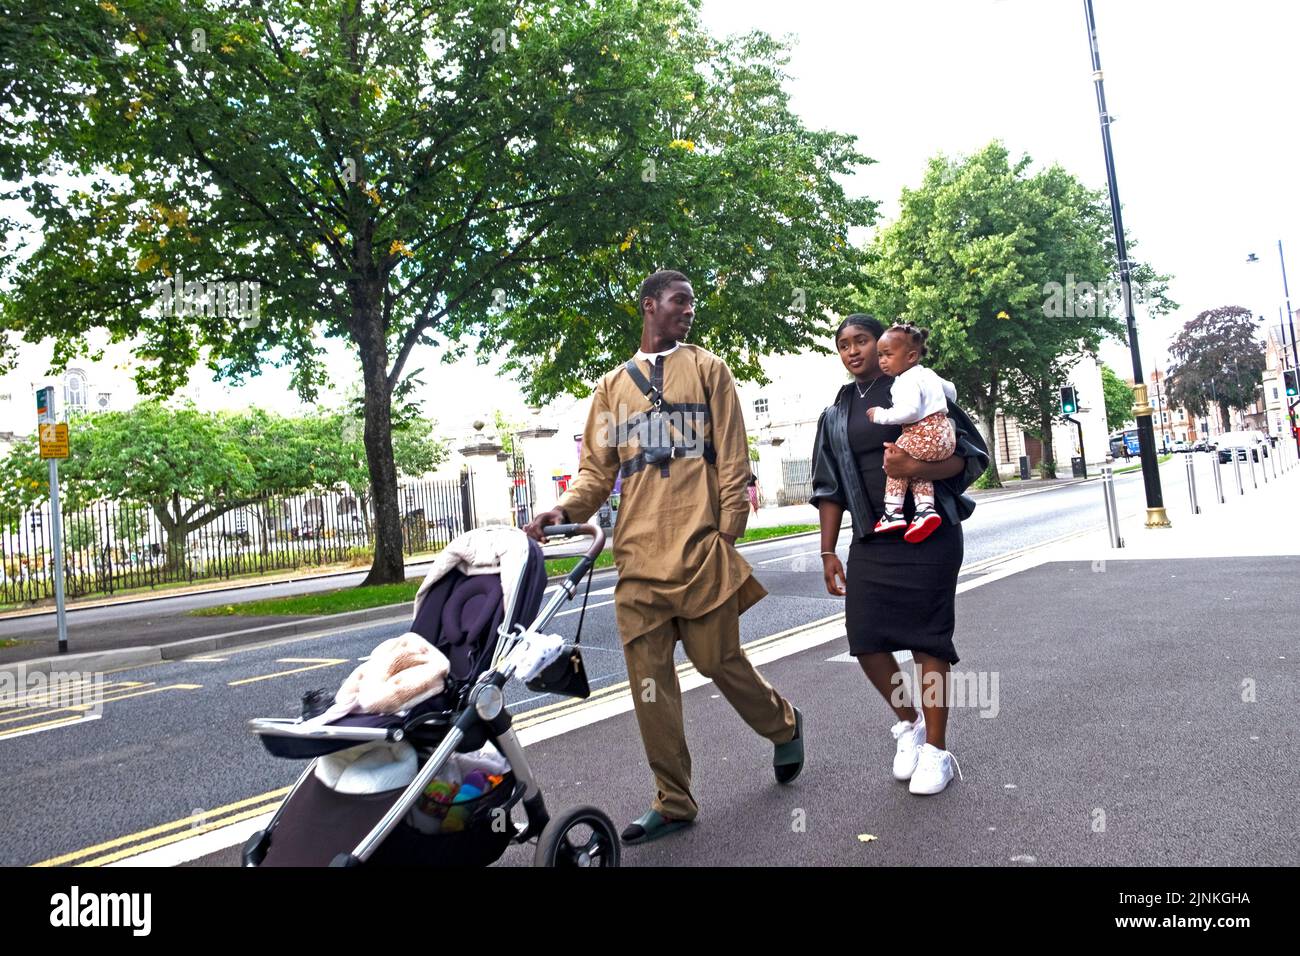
top-left (1232, 450), bottom-right (1244, 494)
top-left (1248, 448), bottom-right (1258, 488)
top-left (1210, 451), bottom-right (1224, 503)
top-left (1101, 464), bottom-right (1123, 548)
top-left (1269, 445), bottom-right (1278, 480)
top-left (1185, 452), bottom-right (1200, 514)
top-left (1261, 446), bottom-right (1269, 483)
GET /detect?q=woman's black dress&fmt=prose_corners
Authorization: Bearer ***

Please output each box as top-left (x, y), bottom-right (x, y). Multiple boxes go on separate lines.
top-left (843, 384), bottom-right (963, 664)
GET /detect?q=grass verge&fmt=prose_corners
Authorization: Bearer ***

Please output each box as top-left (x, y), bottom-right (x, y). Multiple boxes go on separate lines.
top-left (1114, 453), bottom-right (1173, 474)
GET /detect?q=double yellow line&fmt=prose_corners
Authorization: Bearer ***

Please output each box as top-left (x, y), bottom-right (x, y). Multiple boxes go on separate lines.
top-left (33, 788), bottom-right (292, 868)
top-left (0, 682), bottom-right (202, 740)
top-left (34, 616), bottom-right (841, 867)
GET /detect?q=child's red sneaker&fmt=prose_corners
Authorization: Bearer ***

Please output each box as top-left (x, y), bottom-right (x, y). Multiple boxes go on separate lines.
top-left (904, 507), bottom-right (942, 543)
top-left (874, 510), bottom-right (907, 534)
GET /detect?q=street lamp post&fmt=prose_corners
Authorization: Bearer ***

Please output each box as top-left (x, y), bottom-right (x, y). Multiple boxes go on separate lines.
top-left (1083, 0), bottom-right (1169, 527)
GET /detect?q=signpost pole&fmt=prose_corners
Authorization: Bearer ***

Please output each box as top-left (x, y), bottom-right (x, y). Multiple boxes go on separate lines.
top-left (48, 458), bottom-right (68, 654)
top-left (36, 386), bottom-right (69, 653)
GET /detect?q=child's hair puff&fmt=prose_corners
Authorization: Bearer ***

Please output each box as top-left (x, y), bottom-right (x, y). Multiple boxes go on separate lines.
top-left (885, 322), bottom-right (930, 359)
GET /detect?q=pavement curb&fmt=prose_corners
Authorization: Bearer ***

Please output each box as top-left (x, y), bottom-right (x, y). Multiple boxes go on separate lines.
top-left (0, 559), bottom-right (441, 622)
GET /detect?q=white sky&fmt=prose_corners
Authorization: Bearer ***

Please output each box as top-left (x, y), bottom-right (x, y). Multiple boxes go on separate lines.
top-left (6, 0), bottom-right (1298, 427)
top-left (699, 0), bottom-right (1300, 383)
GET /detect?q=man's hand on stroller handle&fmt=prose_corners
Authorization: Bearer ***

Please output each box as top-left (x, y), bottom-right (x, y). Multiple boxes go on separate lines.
top-left (523, 507), bottom-right (568, 543)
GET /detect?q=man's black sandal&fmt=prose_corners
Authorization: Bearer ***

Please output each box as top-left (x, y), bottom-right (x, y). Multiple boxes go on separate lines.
top-left (620, 809), bottom-right (693, 846)
top-left (773, 706), bottom-right (805, 784)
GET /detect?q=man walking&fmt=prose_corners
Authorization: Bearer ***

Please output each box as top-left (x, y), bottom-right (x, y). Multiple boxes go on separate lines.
top-left (524, 270), bottom-right (803, 846)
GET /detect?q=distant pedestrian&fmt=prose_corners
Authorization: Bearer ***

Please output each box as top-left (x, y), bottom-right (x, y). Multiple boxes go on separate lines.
top-left (747, 473), bottom-right (760, 513)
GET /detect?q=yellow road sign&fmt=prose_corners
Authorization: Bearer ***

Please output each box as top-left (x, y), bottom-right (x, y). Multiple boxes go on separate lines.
top-left (39, 423), bottom-right (69, 459)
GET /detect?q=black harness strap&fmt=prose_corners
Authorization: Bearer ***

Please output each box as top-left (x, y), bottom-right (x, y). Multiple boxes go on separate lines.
top-left (619, 443), bottom-right (717, 478)
top-left (622, 356), bottom-right (719, 479)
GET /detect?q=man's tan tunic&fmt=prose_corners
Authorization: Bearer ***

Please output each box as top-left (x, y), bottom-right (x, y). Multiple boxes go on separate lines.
top-left (558, 344), bottom-right (766, 643)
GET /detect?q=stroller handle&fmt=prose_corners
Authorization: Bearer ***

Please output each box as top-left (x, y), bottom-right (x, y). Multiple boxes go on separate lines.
top-left (540, 522), bottom-right (606, 561)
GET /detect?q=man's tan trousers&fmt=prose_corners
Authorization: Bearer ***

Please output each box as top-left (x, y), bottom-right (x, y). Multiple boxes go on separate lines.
top-left (621, 592), bottom-right (796, 820)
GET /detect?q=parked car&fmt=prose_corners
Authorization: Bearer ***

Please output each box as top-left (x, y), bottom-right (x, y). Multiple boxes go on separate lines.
top-left (1192, 439), bottom-right (1211, 452)
top-left (1216, 430), bottom-right (1266, 463)
top-left (1169, 440), bottom-right (1192, 454)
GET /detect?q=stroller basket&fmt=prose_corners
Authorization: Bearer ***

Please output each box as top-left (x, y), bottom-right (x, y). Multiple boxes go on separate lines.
top-left (259, 769), bottom-right (520, 868)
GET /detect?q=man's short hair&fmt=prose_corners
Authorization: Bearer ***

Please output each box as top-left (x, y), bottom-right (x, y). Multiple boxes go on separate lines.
top-left (639, 270), bottom-right (690, 316)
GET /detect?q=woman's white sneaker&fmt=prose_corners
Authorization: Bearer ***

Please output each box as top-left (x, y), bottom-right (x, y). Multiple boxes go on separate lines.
top-left (890, 715), bottom-right (926, 780)
top-left (908, 743), bottom-right (960, 795)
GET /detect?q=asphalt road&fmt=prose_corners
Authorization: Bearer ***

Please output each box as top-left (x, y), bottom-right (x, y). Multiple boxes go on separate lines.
top-left (0, 454), bottom-right (1259, 866)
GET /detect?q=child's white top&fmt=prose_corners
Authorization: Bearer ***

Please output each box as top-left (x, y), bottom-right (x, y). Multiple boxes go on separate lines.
top-left (872, 365), bottom-right (958, 425)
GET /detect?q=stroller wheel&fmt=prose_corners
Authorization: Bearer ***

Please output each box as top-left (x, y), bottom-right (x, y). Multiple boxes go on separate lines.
top-left (533, 806), bottom-right (621, 868)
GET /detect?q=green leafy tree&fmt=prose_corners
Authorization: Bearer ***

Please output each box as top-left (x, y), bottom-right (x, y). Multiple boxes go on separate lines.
top-left (1100, 362), bottom-right (1135, 434)
top-left (1166, 306), bottom-right (1265, 432)
top-left (0, 403), bottom-right (439, 570)
top-left (861, 142), bottom-right (1172, 485)
top-left (2, 0), bottom-right (875, 584)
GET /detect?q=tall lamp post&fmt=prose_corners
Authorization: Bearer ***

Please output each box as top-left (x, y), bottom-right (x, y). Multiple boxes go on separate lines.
top-left (1083, 0), bottom-right (1170, 527)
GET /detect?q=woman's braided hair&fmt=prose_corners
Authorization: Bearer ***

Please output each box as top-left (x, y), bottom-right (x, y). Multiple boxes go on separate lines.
top-left (885, 322), bottom-right (930, 359)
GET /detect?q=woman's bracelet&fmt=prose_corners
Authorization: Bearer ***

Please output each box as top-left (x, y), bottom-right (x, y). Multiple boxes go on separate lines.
top-left (820, 551), bottom-right (837, 557)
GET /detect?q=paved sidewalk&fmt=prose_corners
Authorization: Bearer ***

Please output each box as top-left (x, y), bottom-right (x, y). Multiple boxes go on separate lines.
top-left (1037, 449), bottom-right (1300, 562)
top-left (192, 549), bottom-right (1299, 868)
top-left (480, 457), bottom-right (1300, 866)
top-left (486, 556), bottom-right (1297, 866)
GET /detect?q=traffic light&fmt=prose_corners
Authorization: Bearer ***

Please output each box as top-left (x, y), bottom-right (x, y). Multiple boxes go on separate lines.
top-left (1285, 369), bottom-right (1299, 398)
top-left (1060, 386), bottom-right (1078, 415)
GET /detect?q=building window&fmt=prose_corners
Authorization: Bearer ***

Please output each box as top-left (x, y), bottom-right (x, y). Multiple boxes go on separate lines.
top-left (1273, 387), bottom-right (1279, 400)
top-left (96, 392), bottom-right (111, 410)
top-left (64, 370), bottom-right (87, 414)
top-left (753, 398), bottom-right (769, 417)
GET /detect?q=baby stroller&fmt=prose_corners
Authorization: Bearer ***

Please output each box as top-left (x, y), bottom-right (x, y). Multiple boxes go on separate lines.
top-left (243, 523), bottom-right (619, 868)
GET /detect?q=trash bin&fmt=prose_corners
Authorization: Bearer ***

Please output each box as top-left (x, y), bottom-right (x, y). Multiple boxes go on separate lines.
top-left (1071, 456), bottom-right (1087, 478)
top-left (1018, 456), bottom-right (1031, 481)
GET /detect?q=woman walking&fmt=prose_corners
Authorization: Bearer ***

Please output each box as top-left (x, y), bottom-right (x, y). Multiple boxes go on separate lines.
top-left (810, 314), bottom-right (988, 794)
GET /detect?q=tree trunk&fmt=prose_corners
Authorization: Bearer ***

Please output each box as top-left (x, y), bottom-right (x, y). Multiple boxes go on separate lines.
top-left (353, 291), bottom-right (405, 587)
top-left (1218, 400), bottom-right (1230, 432)
top-left (153, 498), bottom-right (186, 574)
top-left (977, 408), bottom-right (998, 489)
top-left (1037, 406), bottom-right (1057, 479)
